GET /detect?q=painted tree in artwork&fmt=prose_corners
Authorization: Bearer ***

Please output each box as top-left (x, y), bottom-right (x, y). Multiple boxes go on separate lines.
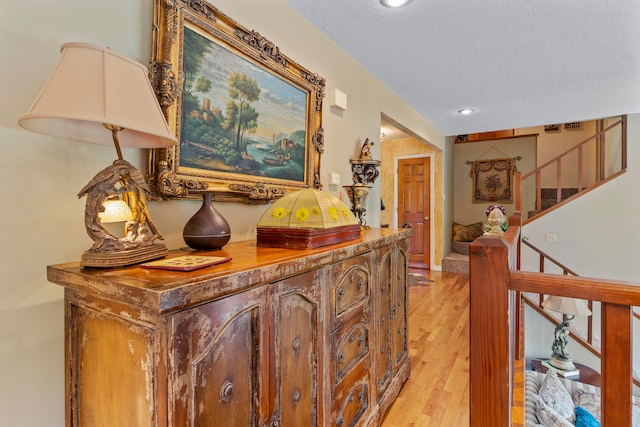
top-left (227, 72), bottom-right (260, 154)
top-left (182, 30), bottom-right (211, 118)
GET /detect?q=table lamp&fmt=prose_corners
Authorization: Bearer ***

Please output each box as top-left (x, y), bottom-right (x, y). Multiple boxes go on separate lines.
top-left (542, 295), bottom-right (592, 372)
top-left (19, 42), bottom-right (177, 268)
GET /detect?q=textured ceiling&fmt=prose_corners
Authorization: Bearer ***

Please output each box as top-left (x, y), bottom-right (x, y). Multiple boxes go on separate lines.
top-left (285, 0), bottom-right (640, 136)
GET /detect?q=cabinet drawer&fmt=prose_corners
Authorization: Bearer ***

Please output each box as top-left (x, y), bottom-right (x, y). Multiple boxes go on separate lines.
top-left (330, 313), bottom-right (370, 388)
top-left (331, 368), bottom-right (370, 427)
top-left (330, 255), bottom-right (370, 325)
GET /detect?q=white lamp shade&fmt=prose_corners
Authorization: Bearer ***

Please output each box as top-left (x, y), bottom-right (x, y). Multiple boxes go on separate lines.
top-left (542, 296), bottom-right (592, 317)
top-left (19, 42), bottom-right (177, 148)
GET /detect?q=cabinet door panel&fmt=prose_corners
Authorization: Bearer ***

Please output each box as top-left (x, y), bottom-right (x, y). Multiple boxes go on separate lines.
top-left (193, 308), bottom-right (258, 426)
top-left (393, 247), bottom-right (409, 366)
top-left (70, 305), bottom-right (156, 427)
top-left (331, 315), bottom-right (370, 388)
top-left (376, 247), bottom-right (393, 396)
top-left (170, 287), bottom-right (268, 427)
top-left (272, 270), bottom-right (321, 427)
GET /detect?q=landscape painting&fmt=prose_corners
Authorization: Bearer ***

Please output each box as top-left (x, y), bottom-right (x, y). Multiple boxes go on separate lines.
top-left (179, 26), bottom-right (308, 183)
top-left (148, 0), bottom-right (325, 203)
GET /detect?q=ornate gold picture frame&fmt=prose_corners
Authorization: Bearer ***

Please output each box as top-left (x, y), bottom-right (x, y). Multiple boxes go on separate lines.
top-left (147, 0), bottom-right (325, 203)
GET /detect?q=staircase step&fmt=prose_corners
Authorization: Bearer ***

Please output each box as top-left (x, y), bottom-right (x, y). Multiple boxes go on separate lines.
top-left (442, 252), bottom-right (469, 275)
top-left (539, 188), bottom-right (579, 199)
top-left (451, 241), bottom-right (471, 255)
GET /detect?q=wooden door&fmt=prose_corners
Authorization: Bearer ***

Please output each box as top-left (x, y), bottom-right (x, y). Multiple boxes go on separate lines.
top-left (398, 157), bottom-right (431, 269)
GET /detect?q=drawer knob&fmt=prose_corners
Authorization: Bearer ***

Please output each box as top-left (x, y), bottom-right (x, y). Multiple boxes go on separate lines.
top-left (292, 337), bottom-right (301, 352)
top-left (220, 381), bottom-right (233, 402)
top-left (292, 389), bottom-right (301, 404)
top-left (337, 287), bottom-right (344, 299)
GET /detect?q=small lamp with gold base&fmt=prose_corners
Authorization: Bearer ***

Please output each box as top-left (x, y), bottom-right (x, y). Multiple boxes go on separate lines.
top-left (542, 295), bottom-right (592, 372)
top-left (19, 42), bottom-right (177, 268)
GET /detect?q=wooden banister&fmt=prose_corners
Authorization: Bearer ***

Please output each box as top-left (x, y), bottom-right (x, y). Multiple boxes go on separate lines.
top-left (470, 215), bottom-right (638, 426)
top-left (469, 214), bottom-right (522, 427)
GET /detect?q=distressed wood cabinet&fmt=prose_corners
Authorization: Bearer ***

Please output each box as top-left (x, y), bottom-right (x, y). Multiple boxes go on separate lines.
top-left (48, 228), bottom-right (410, 426)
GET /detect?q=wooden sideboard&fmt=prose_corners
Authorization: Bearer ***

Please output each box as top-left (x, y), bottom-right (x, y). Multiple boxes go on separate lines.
top-left (48, 228), bottom-right (411, 426)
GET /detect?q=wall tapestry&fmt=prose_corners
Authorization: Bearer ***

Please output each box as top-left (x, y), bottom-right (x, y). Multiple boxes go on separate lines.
top-left (470, 158), bottom-right (516, 203)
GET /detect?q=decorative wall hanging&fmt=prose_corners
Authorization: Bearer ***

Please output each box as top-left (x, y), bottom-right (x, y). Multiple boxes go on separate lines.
top-left (470, 158), bottom-right (517, 203)
top-left (147, 0), bottom-right (325, 204)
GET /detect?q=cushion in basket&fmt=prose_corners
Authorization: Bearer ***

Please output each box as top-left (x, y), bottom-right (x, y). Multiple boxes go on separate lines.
top-left (525, 370), bottom-right (599, 426)
top-left (574, 389), bottom-right (640, 426)
top-left (539, 368), bottom-right (575, 423)
top-left (573, 390), bottom-right (600, 422)
top-left (452, 222), bottom-right (483, 242)
top-left (534, 394), bottom-right (573, 427)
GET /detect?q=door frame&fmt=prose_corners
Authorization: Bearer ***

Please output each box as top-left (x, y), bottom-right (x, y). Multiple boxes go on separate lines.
top-left (393, 153), bottom-right (435, 270)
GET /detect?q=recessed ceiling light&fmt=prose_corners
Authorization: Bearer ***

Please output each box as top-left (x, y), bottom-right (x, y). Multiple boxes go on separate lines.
top-left (458, 108), bottom-right (475, 115)
top-left (380, 0), bottom-right (410, 8)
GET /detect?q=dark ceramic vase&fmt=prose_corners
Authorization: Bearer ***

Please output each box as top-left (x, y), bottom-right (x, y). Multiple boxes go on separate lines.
top-left (183, 192), bottom-right (231, 250)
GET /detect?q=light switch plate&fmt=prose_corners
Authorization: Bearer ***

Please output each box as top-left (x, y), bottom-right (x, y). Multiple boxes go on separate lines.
top-left (330, 172), bottom-right (341, 185)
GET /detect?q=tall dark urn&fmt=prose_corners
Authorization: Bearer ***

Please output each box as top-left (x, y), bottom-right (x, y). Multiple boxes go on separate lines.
top-left (183, 192), bottom-right (231, 250)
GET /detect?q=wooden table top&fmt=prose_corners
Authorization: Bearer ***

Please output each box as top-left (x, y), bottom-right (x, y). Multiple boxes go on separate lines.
top-left (531, 358), bottom-right (601, 387)
top-left (47, 227), bottom-right (410, 315)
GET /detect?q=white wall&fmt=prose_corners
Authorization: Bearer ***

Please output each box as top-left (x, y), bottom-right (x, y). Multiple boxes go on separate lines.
top-left (0, 1), bottom-right (445, 426)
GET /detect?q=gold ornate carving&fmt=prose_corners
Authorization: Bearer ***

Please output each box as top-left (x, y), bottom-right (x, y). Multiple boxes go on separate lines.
top-left (183, 0), bottom-right (217, 20)
top-left (235, 29), bottom-right (288, 67)
top-left (154, 160), bottom-right (208, 198)
top-left (149, 61), bottom-right (178, 110)
top-left (312, 128), bottom-right (325, 155)
top-left (228, 183), bottom-right (286, 203)
top-left (301, 71), bottom-right (326, 112)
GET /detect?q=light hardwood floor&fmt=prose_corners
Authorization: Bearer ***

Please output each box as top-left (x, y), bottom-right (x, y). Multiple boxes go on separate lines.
top-left (381, 271), bottom-right (470, 427)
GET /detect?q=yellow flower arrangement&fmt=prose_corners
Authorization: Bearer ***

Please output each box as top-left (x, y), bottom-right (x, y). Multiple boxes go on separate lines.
top-left (272, 207), bottom-right (286, 220)
top-left (328, 206), bottom-right (339, 220)
top-left (295, 207), bottom-right (309, 222)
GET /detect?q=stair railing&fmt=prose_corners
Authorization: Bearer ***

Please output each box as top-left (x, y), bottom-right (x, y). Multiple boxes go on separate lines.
top-left (520, 115), bottom-right (627, 221)
top-left (470, 214), bottom-right (640, 426)
top-left (520, 237), bottom-right (640, 387)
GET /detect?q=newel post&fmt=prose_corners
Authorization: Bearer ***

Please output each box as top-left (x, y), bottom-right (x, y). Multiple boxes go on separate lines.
top-left (469, 235), bottom-right (513, 427)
